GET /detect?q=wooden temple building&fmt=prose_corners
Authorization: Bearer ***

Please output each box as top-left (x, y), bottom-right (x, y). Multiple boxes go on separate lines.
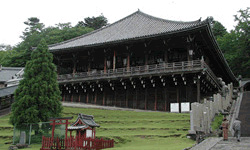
top-left (49, 10), bottom-right (236, 112)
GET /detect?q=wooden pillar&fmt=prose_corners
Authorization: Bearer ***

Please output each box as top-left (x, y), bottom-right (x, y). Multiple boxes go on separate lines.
top-left (145, 52), bottom-right (148, 65)
top-left (135, 89), bottom-right (138, 109)
top-left (197, 78), bottom-right (200, 103)
top-left (164, 88), bottom-right (167, 111)
top-left (94, 92), bottom-right (97, 104)
top-left (78, 94), bottom-right (81, 102)
top-left (73, 61), bottom-right (76, 74)
top-left (86, 93), bottom-right (89, 104)
top-left (126, 90), bottom-right (128, 108)
top-left (154, 88), bottom-right (157, 111)
top-left (63, 94), bottom-right (65, 102)
top-left (102, 91), bottom-right (105, 106)
top-left (144, 88), bottom-right (147, 110)
top-left (88, 53), bottom-right (91, 73)
top-left (104, 56), bottom-right (107, 73)
top-left (113, 50), bottom-right (116, 71)
top-left (177, 87), bottom-right (181, 113)
top-left (71, 94), bottom-right (73, 102)
top-left (127, 53), bottom-right (130, 71)
top-left (114, 90), bottom-right (116, 106)
top-left (164, 50), bottom-right (168, 63)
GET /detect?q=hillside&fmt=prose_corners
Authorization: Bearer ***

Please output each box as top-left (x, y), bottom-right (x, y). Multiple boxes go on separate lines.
top-left (0, 107), bottom-right (195, 150)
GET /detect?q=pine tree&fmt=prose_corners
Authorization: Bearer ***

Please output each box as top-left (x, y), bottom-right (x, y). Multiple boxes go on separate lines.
top-left (10, 39), bottom-right (62, 129)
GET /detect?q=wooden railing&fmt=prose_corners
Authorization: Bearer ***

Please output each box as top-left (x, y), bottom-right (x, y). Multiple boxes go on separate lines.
top-left (41, 136), bottom-right (114, 150)
top-left (58, 60), bottom-right (206, 82)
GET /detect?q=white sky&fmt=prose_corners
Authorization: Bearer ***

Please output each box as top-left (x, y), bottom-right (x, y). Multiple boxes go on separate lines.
top-left (0, 0), bottom-right (249, 46)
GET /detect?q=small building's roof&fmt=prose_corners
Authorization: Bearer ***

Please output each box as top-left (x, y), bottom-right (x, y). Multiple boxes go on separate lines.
top-left (0, 85), bottom-right (18, 98)
top-left (49, 10), bottom-right (206, 52)
top-left (0, 67), bottom-right (24, 83)
top-left (69, 113), bottom-right (100, 129)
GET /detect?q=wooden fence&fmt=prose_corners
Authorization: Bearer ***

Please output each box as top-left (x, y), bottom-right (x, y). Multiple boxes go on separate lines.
top-left (41, 136), bottom-right (114, 150)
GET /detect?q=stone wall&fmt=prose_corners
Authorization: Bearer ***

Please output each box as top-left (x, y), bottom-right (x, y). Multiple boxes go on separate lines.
top-left (189, 83), bottom-right (234, 135)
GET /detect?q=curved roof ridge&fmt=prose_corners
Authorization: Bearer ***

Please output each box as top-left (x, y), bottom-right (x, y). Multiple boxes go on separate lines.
top-left (137, 10), bottom-right (201, 24)
top-left (49, 10), bottom-right (209, 51)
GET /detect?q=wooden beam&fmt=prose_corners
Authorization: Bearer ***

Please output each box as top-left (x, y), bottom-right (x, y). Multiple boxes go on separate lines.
top-left (71, 94), bottom-right (73, 102)
top-left (78, 94), bottom-right (80, 102)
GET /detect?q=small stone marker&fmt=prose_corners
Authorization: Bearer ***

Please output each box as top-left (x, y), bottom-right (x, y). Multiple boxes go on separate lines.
top-left (19, 131), bottom-right (26, 145)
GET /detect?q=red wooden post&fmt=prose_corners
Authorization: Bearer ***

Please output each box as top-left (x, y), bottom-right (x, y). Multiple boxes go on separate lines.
top-left (94, 92), bottom-right (97, 104)
top-left (104, 56), bottom-right (107, 74)
top-left (78, 94), bottom-right (81, 102)
top-left (154, 88), bottom-right (157, 111)
top-left (52, 120), bottom-right (55, 141)
top-left (65, 119), bottom-right (68, 149)
top-left (86, 93), bottom-right (89, 104)
top-left (102, 91), bottom-right (105, 106)
top-left (71, 94), bottom-right (73, 102)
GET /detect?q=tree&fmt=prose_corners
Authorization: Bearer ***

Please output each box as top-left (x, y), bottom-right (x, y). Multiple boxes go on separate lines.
top-left (77, 14), bottom-right (108, 30)
top-left (211, 20), bottom-right (227, 39)
top-left (218, 7), bottom-right (250, 78)
top-left (10, 39), bottom-right (62, 130)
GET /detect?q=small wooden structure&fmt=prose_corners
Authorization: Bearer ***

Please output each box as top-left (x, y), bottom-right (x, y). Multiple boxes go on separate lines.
top-left (40, 115), bottom-right (114, 150)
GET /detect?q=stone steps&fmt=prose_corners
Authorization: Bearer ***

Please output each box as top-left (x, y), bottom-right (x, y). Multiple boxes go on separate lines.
top-left (238, 91), bottom-right (250, 137)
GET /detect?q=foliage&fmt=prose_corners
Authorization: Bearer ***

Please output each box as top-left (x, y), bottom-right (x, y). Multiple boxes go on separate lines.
top-left (76, 14), bottom-right (108, 30)
top-left (211, 20), bottom-right (227, 39)
top-left (211, 114), bottom-right (223, 131)
top-left (2, 18), bottom-right (94, 67)
top-left (218, 7), bottom-right (250, 77)
top-left (10, 39), bottom-right (62, 129)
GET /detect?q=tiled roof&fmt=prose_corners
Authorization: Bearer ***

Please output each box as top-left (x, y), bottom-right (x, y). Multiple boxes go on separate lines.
top-left (71, 113), bottom-right (100, 128)
top-left (0, 85), bottom-right (18, 97)
top-left (49, 10), bottom-right (208, 51)
top-left (0, 67), bottom-right (24, 82)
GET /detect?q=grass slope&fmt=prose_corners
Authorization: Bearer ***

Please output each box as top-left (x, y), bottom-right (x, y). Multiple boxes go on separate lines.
top-left (0, 107), bottom-right (195, 150)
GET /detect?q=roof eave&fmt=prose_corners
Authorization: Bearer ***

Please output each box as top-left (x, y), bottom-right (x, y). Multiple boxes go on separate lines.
top-left (50, 22), bottom-right (209, 53)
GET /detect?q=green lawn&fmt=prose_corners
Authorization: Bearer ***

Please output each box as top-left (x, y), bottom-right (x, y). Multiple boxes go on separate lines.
top-left (0, 107), bottom-right (195, 150)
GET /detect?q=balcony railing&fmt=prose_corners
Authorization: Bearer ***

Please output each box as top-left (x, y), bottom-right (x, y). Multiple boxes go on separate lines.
top-left (58, 60), bottom-right (215, 83)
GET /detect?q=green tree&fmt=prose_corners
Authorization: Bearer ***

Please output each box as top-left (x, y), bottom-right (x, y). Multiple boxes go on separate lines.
top-left (10, 39), bottom-right (62, 130)
top-left (77, 14), bottom-right (108, 30)
top-left (211, 20), bottom-right (227, 39)
top-left (218, 7), bottom-right (250, 77)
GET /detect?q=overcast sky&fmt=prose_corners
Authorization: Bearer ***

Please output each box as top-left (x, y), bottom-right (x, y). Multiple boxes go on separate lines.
top-left (0, 0), bottom-right (249, 46)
